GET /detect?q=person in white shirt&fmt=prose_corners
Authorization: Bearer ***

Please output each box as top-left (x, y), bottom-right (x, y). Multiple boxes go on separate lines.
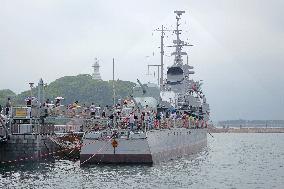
top-left (89, 103), bottom-right (96, 118)
top-left (129, 112), bottom-right (135, 130)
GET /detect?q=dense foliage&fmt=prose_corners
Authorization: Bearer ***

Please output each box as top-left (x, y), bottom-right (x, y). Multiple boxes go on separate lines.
top-left (0, 74), bottom-right (136, 107)
top-left (0, 89), bottom-right (16, 106)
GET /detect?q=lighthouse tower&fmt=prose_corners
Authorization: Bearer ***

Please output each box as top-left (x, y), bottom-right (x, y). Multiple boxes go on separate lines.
top-left (92, 58), bottom-right (102, 80)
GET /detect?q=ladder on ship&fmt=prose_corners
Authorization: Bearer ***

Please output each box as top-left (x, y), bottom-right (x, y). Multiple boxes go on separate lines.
top-left (177, 94), bottom-right (185, 107)
top-left (0, 115), bottom-right (8, 142)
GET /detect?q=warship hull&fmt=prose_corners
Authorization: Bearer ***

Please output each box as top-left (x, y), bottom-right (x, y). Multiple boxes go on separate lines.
top-left (80, 128), bottom-right (207, 164)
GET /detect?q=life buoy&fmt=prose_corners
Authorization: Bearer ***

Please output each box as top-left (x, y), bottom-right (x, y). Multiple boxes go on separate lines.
top-left (112, 139), bottom-right (118, 148)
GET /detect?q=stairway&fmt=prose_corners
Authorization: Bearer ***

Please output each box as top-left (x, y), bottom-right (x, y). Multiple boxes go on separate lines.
top-left (0, 114), bottom-right (8, 142)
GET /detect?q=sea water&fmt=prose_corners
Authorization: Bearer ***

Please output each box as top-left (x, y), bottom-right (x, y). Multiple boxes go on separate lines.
top-left (0, 133), bottom-right (283, 189)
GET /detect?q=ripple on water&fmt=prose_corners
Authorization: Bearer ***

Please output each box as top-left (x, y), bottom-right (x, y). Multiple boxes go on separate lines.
top-left (0, 133), bottom-right (284, 189)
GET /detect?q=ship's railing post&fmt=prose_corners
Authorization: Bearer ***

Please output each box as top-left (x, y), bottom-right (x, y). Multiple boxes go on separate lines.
top-left (144, 120), bottom-right (147, 133)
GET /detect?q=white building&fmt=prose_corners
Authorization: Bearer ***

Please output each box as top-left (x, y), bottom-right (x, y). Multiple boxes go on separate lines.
top-left (92, 58), bottom-right (102, 80)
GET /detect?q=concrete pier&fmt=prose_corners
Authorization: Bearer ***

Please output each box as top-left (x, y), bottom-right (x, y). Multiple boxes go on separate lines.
top-left (0, 134), bottom-right (57, 163)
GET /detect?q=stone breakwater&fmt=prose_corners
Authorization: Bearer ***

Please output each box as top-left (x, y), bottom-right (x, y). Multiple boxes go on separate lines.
top-left (208, 127), bottom-right (284, 133)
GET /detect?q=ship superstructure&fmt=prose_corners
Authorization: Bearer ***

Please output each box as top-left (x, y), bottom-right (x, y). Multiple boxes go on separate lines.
top-left (161, 11), bottom-right (210, 122)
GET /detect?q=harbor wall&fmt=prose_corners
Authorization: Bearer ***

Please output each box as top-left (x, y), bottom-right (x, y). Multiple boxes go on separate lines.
top-left (0, 134), bottom-right (57, 163)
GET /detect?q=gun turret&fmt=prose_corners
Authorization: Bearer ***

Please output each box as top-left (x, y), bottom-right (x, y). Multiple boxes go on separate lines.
top-left (137, 79), bottom-right (147, 95)
top-left (129, 95), bottom-right (142, 109)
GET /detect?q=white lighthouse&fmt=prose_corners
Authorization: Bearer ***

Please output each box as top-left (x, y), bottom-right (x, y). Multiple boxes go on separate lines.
top-left (92, 58), bottom-right (102, 80)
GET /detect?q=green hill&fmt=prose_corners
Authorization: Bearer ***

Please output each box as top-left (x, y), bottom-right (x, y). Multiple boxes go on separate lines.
top-left (0, 89), bottom-right (16, 107)
top-left (0, 74), bottom-right (136, 107)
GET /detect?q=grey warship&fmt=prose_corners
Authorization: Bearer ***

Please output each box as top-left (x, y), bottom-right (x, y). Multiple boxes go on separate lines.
top-left (80, 11), bottom-right (209, 164)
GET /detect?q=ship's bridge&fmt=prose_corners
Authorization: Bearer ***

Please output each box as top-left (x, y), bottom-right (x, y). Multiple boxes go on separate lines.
top-left (166, 66), bottom-right (184, 85)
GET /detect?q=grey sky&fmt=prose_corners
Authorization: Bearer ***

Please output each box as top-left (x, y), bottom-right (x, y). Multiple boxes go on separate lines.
top-left (0, 0), bottom-right (283, 121)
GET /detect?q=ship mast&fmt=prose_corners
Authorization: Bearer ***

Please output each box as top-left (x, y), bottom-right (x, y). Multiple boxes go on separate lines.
top-left (169, 11), bottom-right (192, 66)
top-left (155, 25), bottom-right (171, 87)
top-left (150, 11), bottom-right (193, 87)
top-left (112, 58), bottom-right (115, 107)
top-left (174, 11), bottom-right (183, 65)
top-left (160, 25), bottom-right (165, 86)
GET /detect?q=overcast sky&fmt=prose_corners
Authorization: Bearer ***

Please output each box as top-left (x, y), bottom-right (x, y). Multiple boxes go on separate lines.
top-left (0, 0), bottom-right (283, 121)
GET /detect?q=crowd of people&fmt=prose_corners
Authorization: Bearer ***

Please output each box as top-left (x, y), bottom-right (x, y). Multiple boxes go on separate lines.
top-left (85, 101), bottom-right (208, 131)
top-left (0, 97), bottom-right (208, 130)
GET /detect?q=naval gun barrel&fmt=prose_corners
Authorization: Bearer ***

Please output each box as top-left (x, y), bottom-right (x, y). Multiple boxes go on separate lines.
top-left (137, 79), bottom-right (147, 95)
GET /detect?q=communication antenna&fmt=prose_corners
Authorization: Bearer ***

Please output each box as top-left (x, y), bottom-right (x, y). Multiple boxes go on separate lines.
top-left (112, 58), bottom-right (115, 107)
top-left (147, 64), bottom-right (161, 85)
top-left (155, 25), bottom-right (171, 87)
top-left (187, 55), bottom-right (189, 65)
top-left (166, 11), bottom-right (193, 65)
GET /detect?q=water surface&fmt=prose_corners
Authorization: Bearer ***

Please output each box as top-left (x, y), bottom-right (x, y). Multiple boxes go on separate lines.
top-left (1, 133), bottom-right (283, 189)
